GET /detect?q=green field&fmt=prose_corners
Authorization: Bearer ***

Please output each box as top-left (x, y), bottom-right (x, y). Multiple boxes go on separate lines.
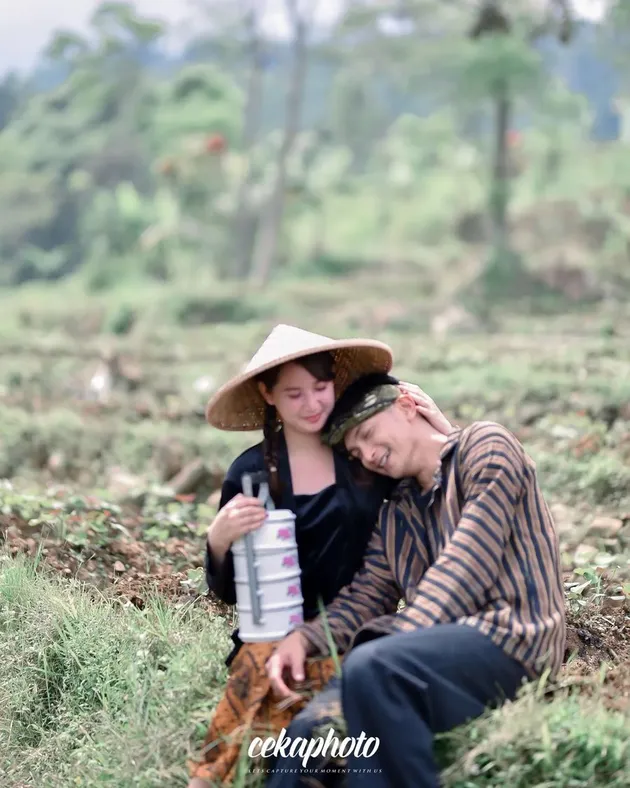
top-left (1, 278), bottom-right (629, 786)
top-left (2, 1), bottom-right (630, 783)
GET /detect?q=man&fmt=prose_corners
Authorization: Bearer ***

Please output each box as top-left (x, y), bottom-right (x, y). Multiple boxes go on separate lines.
top-left (265, 373), bottom-right (566, 788)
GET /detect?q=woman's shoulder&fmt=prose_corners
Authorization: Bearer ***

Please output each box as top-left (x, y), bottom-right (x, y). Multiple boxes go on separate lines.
top-left (224, 441), bottom-right (266, 484)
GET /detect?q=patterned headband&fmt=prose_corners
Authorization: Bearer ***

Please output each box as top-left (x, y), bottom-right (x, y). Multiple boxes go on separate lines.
top-left (322, 383), bottom-right (400, 448)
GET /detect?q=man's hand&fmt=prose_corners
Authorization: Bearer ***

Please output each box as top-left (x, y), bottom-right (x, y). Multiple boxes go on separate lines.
top-left (266, 630), bottom-right (308, 700)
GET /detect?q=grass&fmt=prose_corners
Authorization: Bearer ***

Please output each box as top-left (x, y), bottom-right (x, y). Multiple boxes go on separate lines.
top-left (3, 312), bottom-right (630, 504)
top-left (0, 557), bottom-right (231, 787)
top-left (3, 94), bottom-right (630, 785)
top-left (1, 558), bottom-right (628, 787)
top-left (438, 687), bottom-right (630, 787)
top-left (1, 231), bottom-right (630, 785)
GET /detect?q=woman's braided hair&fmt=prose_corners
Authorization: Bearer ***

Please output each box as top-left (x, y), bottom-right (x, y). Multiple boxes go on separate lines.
top-left (255, 351), bottom-right (335, 504)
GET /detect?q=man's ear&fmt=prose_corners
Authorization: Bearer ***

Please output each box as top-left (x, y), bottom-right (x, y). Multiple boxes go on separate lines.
top-left (396, 393), bottom-right (417, 422)
top-left (258, 381), bottom-right (274, 406)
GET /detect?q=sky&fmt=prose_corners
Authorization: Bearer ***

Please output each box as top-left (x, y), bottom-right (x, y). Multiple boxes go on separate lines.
top-left (0, 0), bottom-right (609, 76)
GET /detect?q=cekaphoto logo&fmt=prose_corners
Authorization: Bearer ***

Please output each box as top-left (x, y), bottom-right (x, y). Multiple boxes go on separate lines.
top-left (248, 727), bottom-right (379, 768)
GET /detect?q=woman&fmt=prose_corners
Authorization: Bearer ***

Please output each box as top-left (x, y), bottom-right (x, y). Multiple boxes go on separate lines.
top-left (188, 324), bottom-right (451, 787)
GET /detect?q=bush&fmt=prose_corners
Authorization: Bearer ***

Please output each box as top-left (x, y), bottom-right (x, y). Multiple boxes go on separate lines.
top-left (299, 251), bottom-right (367, 278)
top-left (0, 404), bottom-right (249, 490)
top-left (106, 304), bottom-right (136, 335)
top-left (171, 294), bottom-right (270, 326)
top-left (534, 449), bottom-right (630, 506)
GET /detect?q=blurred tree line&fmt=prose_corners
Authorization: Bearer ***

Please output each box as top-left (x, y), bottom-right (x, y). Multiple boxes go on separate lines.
top-left (0, 0), bottom-right (629, 297)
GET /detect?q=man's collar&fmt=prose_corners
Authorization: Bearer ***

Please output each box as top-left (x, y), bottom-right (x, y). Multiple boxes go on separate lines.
top-left (395, 426), bottom-right (463, 501)
top-left (434, 426), bottom-right (462, 486)
top-left (442, 426), bottom-right (463, 457)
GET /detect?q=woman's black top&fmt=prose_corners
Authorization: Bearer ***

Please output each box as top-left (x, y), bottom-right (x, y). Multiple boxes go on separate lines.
top-left (205, 430), bottom-right (396, 666)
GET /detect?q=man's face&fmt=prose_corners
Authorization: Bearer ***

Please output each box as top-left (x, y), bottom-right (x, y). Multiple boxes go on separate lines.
top-left (343, 398), bottom-right (415, 478)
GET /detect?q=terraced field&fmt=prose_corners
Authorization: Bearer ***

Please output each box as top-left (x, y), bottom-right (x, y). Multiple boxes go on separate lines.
top-left (1, 282), bottom-right (629, 785)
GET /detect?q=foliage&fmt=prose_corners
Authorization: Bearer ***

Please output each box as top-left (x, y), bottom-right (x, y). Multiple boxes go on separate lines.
top-left (1, 6), bottom-right (630, 786)
top-left (0, 2), bottom-right (628, 296)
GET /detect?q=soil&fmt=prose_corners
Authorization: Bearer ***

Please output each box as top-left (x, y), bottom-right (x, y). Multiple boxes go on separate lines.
top-left (559, 606), bottom-right (630, 712)
top-left (0, 511), bottom-right (230, 618)
top-left (2, 510), bottom-right (629, 713)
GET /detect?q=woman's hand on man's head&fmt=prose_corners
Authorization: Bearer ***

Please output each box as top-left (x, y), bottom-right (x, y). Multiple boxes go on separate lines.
top-left (398, 381), bottom-right (453, 436)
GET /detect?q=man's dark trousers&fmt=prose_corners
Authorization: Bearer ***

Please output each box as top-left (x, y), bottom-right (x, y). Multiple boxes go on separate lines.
top-left (343, 624), bottom-right (528, 787)
top-left (266, 623), bottom-right (527, 787)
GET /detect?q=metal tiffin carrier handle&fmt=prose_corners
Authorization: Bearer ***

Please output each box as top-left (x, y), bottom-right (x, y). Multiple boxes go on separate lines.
top-left (240, 472), bottom-right (271, 625)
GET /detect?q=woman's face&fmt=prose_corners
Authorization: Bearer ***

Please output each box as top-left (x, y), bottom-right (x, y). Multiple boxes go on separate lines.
top-left (260, 362), bottom-right (336, 434)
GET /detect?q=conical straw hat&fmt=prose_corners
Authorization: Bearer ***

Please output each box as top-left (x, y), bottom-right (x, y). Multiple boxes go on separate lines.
top-left (206, 324), bottom-right (394, 431)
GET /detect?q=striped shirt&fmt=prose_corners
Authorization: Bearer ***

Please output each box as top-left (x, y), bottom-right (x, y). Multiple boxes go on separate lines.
top-left (299, 421), bottom-right (566, 678)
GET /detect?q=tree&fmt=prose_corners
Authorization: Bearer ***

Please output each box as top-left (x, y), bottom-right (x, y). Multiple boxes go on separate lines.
top-left (322, 1), bottom-right (578, 293)
top-left (249, 0), bottom-right (317, 287)
top-left (0, 3), bottom-right (166, 282)
top-left (600, 1), bottom-right (630, 140)
top-left (465, 2), bottom-right (574, 286)
top-left (231, 1), bottom-right (269, 278)
top-left (0, 73), bottom-right (23, 131)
